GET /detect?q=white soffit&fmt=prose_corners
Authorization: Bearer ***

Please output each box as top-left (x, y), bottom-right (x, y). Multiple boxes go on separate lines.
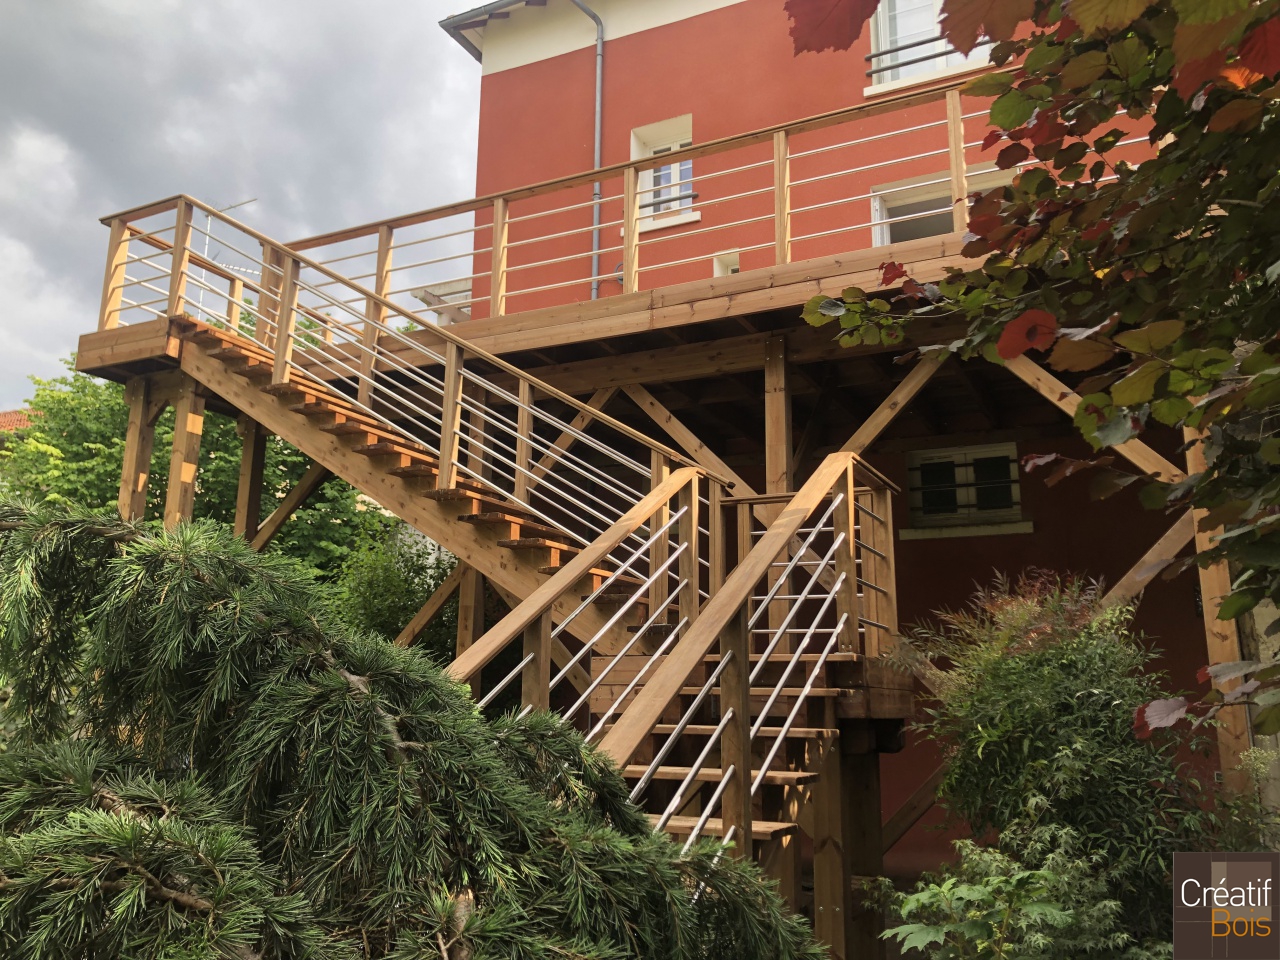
top-left (476, 0), bottom-right (750, 75)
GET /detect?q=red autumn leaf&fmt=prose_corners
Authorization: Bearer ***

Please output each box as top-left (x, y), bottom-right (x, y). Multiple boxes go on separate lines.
top-left (997, 309), bottom-right (1059, 360)
top-left (784, 0), bottom-right (881, 54)
top-left (1055, 15), bottom-right (1081, 40)
top-left (880, 260), bottom-right (908, 286)
top-left (996, 142), bottom-right (1031, 169)
top-left (1172, 50), bottom-right (1229, 100)
top-left (940, 0), bottom-right (1034, 56)
top-left (1207, 98), bottom-right (1265, 133)
top-left (1220, 64), bottom-right (1267, 90)
top-left (967, 213), bottom-right (1005, 235)
top-left (982, 128), bottom-right (1006, 150)
top-left (901, 277), bottom-right (924, 297)
top-left (1239, 18), bottom-right (1280, 79)
top-left (1028, 114), bottom-right (1069, 145)
top-left (1081, 220), bottom-right (1111, 241)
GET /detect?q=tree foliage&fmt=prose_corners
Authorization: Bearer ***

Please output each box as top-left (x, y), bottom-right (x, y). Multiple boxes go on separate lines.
top-left (801, 1), bottom-right (1280, 636)
top-left (0, 363), bottom-right (378, 574)
top-left (0, 500), bottom-right (819, 959)
top-left (889, 574), bottom-right (1278, 951)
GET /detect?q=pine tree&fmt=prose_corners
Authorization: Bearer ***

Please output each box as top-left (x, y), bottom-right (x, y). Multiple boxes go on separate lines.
top-left (0, 499), bottom-right (823, 960)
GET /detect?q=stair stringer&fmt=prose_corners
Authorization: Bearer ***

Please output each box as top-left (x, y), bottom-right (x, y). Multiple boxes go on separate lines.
top-left (179, 342), bottom-right (629, 658)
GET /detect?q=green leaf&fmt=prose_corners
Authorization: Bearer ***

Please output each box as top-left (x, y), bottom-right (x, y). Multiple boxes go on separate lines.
top-left (1111, 361), bottom-right (1166, 407)
top-left (1218, 590), bottom-right (1262, 621)
top-left (963, 72), bottom-right (1015, 96)
top-left (991, 89), bottom-right (1038, 128)
top-left (1113, 319), bottom-right (1185, 354)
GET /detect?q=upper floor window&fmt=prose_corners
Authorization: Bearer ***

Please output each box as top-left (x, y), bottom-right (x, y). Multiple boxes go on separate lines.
top-left (632, 115), bottom-right (697, 227)
top-left (870, 0), bottom-right (984, 85)
top-left (871, 167), bottom-right (1011, 246)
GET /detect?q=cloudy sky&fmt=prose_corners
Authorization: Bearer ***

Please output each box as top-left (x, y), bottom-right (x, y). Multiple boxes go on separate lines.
top-left (0, 0), bottom-right (481, 409)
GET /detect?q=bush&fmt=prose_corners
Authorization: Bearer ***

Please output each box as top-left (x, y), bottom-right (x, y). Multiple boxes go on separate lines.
top-left (885, 573), bottom-right (1278, 953)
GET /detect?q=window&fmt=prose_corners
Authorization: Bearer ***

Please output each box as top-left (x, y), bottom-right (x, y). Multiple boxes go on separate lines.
top-left (906, 443), bottom-right (1023, 529)
top-left (632, 115), bottom-right (698, 229)
top-left (871, 167), bottom-right (1010, 246)
top-left (870, 0), bottom-right (984, 85)
top-left (714, 251), bottom-right (740, 277)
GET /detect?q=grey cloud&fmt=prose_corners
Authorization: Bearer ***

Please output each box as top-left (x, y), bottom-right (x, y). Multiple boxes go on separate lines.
top-left (0, 0), bottom-right (480, 407)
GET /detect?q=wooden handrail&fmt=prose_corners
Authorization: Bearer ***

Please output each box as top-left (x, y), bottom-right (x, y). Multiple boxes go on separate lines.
top-left (595, 451), bottom-right (860, 767)
top-left (445, 466), bottom-right (704, 683)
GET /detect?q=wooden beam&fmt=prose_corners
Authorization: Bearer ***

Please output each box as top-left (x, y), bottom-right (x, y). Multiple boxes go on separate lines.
top-left (163, 378), bottom-right (205, 530)
top-left (118, 377), bottom-right (158, 522)
top-left (530, 386), bottom-right (617, 484)
top-left (945, 89), bottom-right (968, 234)
top-left (1184, 427), bottom-right (1251, 787)
top-left (1102, 511), bottom-right (1196, 606)
top-left (250, 462), bottom-right (332, 551)
top-left (882, 764), bottom-right (945, 853)
top-left (812, 741), bottom-right (848, 959)
top-left (395, 562), bottom-right (467, 648)
top-left (1004, 355), bottom-right (1185, 482)
top-left (840, 352), bottom-right (948, 454)
top-left (764, 337), bottom-right (793, 495)
top-left (622, 384), bottom-right (748, 494)
top-left (521, 610), bottom-right (553, 711)
top-left (234, 416), bottom-right (267, 540)
top-left (841, 727), bottom-right (884, 955)
top-left (456, 565), bottom-right (485, 659)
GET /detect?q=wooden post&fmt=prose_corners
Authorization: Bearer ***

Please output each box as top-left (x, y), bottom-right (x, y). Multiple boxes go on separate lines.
top-left (832, 460), bottom-right (861, 654)
top-left (650, 453), bottom-right (671, 616)
top-left (250, 463), bottom-right (331, 551)
top-left (812, 743), bottom-right (849, 960)
top-left (841, 724), bottom-right (883, 957)
top-left (436, 342), bottom-right (464, 490)
top-left (99, 217), bottom-right (130, 331)
top-left (514, 379), bottom-right (534, 502)
top-left (773, 131), bottom-right (791, 265)
top-left (764, 336), bottom-right (792, 648)
top-left (118, 377), bottom-right (158, 521)
top-left (945, 88), bottom-right (968, 234)
top-left (709, 480), bottom-right (726, 593)
top-left (719, 605), bottom-right (754, 855)
top-left (359, 224), bottom-right (394, 406)
top-left (677, 477), bottom-right (701, 624)
top-left (490, 198), bottom-right (509, 317)
top-left (521, 610), bottom-right (553, 711)
top-left (622, 166), bottom-right (640, 294)
top-left (225, 276), bottom-right (244, 331)
top-left (234, 415), bottom-right (267, 540)
top-left (463, 380), bottom-right (490, 482)
top-left (270, 257), bottom-right (300, 384)
top-left (163, 378), bottom-right (205, 530)
top-left (456, 565), bottom-right (485, 664)
top-left (258, 245), bottom-right (284, 352)
top-left (166, 200), bottom-right (193, 318)
top-left (872, 485), bottom-right (898, 636)
top-left (1185, 427), bottom-right (1251, 787)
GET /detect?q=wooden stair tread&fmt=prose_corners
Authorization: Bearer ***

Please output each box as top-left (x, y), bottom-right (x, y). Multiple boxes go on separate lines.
top-left (652, 816), bottom-right (798, 841)
top-left (703, 652), bottom-right (861, 664)
top-left (623, 765), bottom-right (818, 786)
top-left (497, 537), bottom-right (579, 551)
top-left (463, 513), bottom-right (564, 538)
top-left (648, 723), bottom-right (837, 739)
top-left (678, 685), bottom-right (848, 698)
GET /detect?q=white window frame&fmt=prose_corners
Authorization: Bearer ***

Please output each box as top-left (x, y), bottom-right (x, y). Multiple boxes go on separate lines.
top-left (870, 0), bottom-right (986, 87)
top-left (631, 115), bottom-right (700, 232)
top-left (871, 166), bottom-right (1010, 246)
top-left (713, 250), bottom-right (740, 277)
top-left (905, 441), bottom-right (1024, 531)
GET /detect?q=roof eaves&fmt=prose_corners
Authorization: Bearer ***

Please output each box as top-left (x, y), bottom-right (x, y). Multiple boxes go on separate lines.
top-left (440, 0), bottom-right (531, 62)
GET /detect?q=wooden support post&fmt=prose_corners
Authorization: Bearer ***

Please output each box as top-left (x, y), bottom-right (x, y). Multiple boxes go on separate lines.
top-left (709, 481), bottom-right (727, 593)
top-left (945, 88), bottom-right (968, 234)
top-left (258, 245), bottom-right (284, 351)
top-left (841, 725), bottom-right (884, 957)
top-left (773, 130), bottom-right (791, 265)
top-left (832, 461), bottom-right (861, 654)
top-left (359, 224), bottom-right (393, 406)
top-left (622, 166), bottom-right (640, 294)
top-left (436, 342), bottom-right (464, 490)
top-left (225, 276), bottom-right (244, 331)
top-left (118, 377), bottom-right (158, 521)
top-left (396, 563), bottom-right (468, 648)
top-left (250, 462), bottom-right (331, 551)
top-left (812, 741), bottom-right (848, 960)
top-left (514, 379), bottom-right (534, 502)
top-left (764, 336), bottom-right (792, 648)
top-left (1185, 427), bottom-right (1251, 787)
top-left (521, 610), bottom-right (553, 711)
top-left (490, 197), bottom-right (509, 317)
top-left (99, 217), bottom-right (129, 331)
top-left (270, 256), bottom-right (300, 384)
top-left (760, 833), bottom-right (801, 908)
top-left (233, 415), bottom-right (267, 540)
top-left (719, 604), bottom-right (754, 855)
top-left (677, 477), bottom-right (701, 624)
top-left (166, 200), bottom-right (193, 318)
top-left (163, 378), bottom-right (205, 530)
top-left (650, 453), bottom-right (671, 616)
top-left (463, 379), bottom-right (490, 482)
top-left (456, 565), bottom-right (485, 660)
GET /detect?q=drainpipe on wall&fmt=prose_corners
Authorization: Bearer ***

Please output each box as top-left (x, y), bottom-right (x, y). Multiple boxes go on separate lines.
top-left (568, 0), bottom-right (605, 299)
